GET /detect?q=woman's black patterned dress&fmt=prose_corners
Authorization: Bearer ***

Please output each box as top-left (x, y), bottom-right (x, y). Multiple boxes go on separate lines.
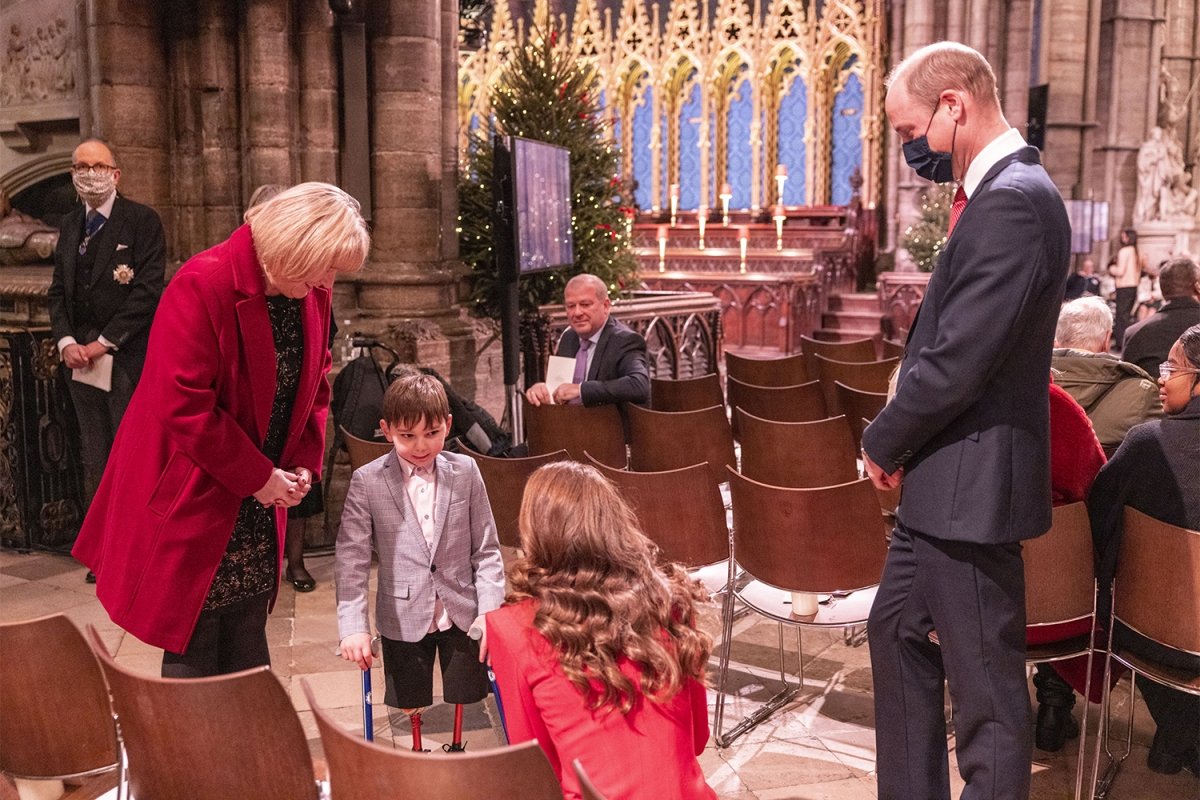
top-left (204, 296), bottom-right (304, 609)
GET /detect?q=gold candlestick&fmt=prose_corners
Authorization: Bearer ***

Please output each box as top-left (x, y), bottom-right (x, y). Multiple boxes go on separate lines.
top-left (773, 204), bottom-right (786, 251)
top-left (697, 210), bottom-right (706, 250)
top-left (669, 184), bottom-right (680, 227)
top-left (720, 183), bottom-right (732, 225)
top-left (657, 225), bottom-right (667, 272)
top-left (739, 227), bottom-right (748, 274)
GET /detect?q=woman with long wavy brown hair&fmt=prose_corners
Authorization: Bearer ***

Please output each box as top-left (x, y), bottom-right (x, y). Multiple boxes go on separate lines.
top-left (485, 461), bottom-right (716, 800)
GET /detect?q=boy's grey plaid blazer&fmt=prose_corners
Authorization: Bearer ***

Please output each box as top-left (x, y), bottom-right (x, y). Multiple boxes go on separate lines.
top-left (335, 450), bottom-right (505, 642)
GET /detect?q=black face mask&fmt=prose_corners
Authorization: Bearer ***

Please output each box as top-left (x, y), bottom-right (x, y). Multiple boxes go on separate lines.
top-left (903, 103), bottom-right (956, 183)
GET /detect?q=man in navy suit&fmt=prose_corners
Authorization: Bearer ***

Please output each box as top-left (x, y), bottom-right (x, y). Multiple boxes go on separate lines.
top-left (862, 43), bottom-right (1071, 799)
top-left (524, 273), bottom-right (649, 408)
top-left (47, 139), bottom-right (165, 504)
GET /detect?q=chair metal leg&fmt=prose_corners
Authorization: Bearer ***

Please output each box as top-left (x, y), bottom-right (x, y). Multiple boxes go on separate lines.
top-left (712, 576), bottom-right (738, 744)
top-left (714, 613), bottom-right (801, 748)
top-left (1093, 666), bottom-right (1135, 799)
top-left (795, 627), bottom-right (805, 687)
top-left (1071, 646), bottom-right (1096, 800)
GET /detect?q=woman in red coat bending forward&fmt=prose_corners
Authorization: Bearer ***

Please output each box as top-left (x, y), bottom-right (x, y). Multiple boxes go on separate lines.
top-left (73, 183), bottom-right (369, 676)
top-left (486, 462), bottom-right (716, 800)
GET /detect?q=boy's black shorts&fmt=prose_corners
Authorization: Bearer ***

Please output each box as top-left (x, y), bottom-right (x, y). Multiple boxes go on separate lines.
top-left (380, 626), bottom-right (488, 709)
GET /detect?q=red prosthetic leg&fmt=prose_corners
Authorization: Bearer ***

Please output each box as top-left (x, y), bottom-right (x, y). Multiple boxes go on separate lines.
top-left (405, 708), bottom-right (430, 752)
top-left (442, 704), bottom-right (467, 752)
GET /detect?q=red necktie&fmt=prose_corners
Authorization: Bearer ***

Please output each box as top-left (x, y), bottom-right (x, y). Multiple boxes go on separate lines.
top-left (947, 186), bottom-right (967, 237)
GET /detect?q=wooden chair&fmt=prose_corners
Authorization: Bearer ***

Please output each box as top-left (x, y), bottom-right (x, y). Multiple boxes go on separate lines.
top-left (0, 615), bottom-right (121, 798)
top-left (86, 626), bottom-right (319, 800)
top-left (725, 351), bottom-right (809, 387)
top-left (650, 373), bottom-right (724, 412)
top-left (460, 449), bottom-right (569, 548)
top-left (813, 355), bottom-right (899, 417)
top-left (879, 339), bottom-right (906, 360)
top-left (302, 679), bottom-right (562, 800)
top-left (1092, 509), bottom-right (1200, 797)
top-left (834, 381), bottom-right (887, 452)
top-left (714, 471), bottom-right (887, 747)
top-left (588, 460), bottom-right (729, 593)
top-left (627, 404), bottom-right (735, 489)
top-left (1023, 502), bottom-right (1098, 800)
top-left (799, 335), bottom-right (877, 381)
top-left (725, 377), bottom-right (827, 440)
top-left (522, 397), bottom-right (627, 467)
top-left (341, 425), bottom-right (394, 472)
top-left (573, 759), bottom-right (609, 800)
top-left (736, 410), bottom-right (858, 489)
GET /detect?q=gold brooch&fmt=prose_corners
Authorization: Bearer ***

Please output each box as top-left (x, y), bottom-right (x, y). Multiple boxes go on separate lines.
top-left (113, 264), bottom-right (134, 284)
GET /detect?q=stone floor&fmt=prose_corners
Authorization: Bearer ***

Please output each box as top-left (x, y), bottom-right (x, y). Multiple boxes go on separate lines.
top-left (2, 545), bottom-right (1196, 800)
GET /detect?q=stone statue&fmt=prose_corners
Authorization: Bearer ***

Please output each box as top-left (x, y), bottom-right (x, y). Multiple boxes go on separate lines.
top-left (0, 190), bottom-right (60, 266)
top-left (1135, 126), bottom-right (1200, 223)
top-left (1135, 127), bottom-right (1170, 222)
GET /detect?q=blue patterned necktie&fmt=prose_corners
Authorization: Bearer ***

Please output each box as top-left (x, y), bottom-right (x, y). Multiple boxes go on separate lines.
top-left (79, 209), bottom-right (107, 255)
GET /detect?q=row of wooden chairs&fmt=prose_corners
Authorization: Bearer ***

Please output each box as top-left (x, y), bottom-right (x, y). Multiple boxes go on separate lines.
top-left (724, 336), bottom-right (903, 388)
top-left (0, 615), bottom-right (602, 800)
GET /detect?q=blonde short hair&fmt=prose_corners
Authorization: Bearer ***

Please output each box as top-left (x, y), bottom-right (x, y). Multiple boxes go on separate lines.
top-left (245, 182), bottom-right (370, 283)
top-left (1055, 296), bottom-right (1113, 352)
top-left (887, 41), bottom-right (1000, 110)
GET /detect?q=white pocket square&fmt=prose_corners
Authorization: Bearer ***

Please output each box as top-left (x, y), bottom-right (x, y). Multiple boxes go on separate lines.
top-left (115, 243), bottom-right (129, 251)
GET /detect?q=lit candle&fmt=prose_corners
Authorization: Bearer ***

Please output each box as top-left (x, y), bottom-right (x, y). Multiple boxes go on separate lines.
top-left (658, 225), bottom-right (668, 271)
top-left (775, 164), bottom-right (788, 178)
top-left (720, 183), bottom-right (733, 226)
top-left (739, 226), bottom-right (748, 273)
top-left (773, 204), bottom-right (786, 250)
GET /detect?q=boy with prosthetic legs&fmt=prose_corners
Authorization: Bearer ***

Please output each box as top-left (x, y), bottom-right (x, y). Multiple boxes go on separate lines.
top-left (336, 375), bottom-right (504, 750)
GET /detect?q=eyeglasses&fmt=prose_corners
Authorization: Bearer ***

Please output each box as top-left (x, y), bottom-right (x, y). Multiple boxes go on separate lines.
top-left (1158, 362), bottom-right (1200, 381)
top-left (71, 163), bottom-right (116, 176)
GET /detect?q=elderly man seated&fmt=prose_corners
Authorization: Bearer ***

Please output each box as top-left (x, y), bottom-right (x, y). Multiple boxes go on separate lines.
top-left (525, 273), bottom-right (650, 408)
top-left (1052, 296), bottom-right (1162, 456)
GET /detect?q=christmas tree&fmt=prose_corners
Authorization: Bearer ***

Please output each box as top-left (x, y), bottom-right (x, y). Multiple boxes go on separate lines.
top-left (901, 184), bottom-right (954, 272)
top-left (458, 26), bottom-right (638, 323)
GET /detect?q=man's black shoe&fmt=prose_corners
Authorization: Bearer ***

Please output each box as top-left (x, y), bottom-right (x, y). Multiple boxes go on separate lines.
top-left (1034, 704), bottom-right (1079, 752)
top-left (1146, 731), bottom-right (1189, 775)
top-left (85, 571), bottom-right (96, 584)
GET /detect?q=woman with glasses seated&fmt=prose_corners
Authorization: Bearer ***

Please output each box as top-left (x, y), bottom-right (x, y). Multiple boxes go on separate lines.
top-left (1089, 323), bottom-right (1200, 775)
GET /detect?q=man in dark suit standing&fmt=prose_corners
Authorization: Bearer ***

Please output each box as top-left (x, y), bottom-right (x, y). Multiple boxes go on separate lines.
top-left (47, 139), bottom-right (165, 504)
top-left (524, 273), bottom-right (649, 407)
top-left (861, 43), bottom-right (1071, 800)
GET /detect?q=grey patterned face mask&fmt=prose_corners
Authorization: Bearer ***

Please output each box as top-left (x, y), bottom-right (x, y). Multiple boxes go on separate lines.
top-left (72, 170), bottom-right (116, 207)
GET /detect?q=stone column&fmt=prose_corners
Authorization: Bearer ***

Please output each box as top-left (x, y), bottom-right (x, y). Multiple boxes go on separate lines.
top-left (83, 0), bottom-right (171, 226)
top-left (1092, 0), bottom-right (1165, 262)
top-left (297, 0), bottom-right (339, 184)
top-left (362, 0), bottom-right (476, 374)
top-left (241, 0), bottom-right (297, 195)
top-left (1041, 0), bottom-right (1097, 196)
top-left (1000, 0), bottom-right (1033, 133)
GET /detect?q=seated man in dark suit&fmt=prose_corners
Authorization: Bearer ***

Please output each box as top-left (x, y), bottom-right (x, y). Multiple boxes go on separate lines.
top-left (1122, 257), bottom-right (1200, 374)
top-left (524, 273), bottom-right (649, 408)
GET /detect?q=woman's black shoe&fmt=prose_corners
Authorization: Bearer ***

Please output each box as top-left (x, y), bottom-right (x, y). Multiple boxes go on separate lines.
top-left (285, 566), bottom-right (316, 593)
top-left (1034, 704), bottom-right (1079, 752)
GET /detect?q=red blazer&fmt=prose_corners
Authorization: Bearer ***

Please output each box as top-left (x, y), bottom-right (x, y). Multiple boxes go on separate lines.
top-left (72, 225), bottom-right (332, 654)
top-left (487, 601), bottom-right (716, 800)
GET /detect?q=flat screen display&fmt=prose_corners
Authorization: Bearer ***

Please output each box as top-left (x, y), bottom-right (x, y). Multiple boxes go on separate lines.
top-left (511, 136), bottom-right (574, 273)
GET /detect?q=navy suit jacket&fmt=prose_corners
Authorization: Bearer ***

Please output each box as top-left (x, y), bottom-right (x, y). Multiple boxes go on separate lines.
top-left (863, 147), bottom-right (1071, 544)
top-left (46, 195), bottom-right (166, 379)
top-left (556, 316), bottom-right (650, 407)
